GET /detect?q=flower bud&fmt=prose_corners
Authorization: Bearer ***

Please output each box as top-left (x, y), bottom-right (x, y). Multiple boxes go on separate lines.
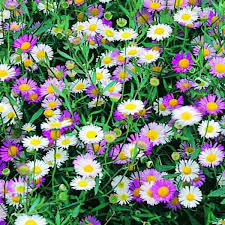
top-left (117, 18), bottom-right (127, 27)
top-left (109, 194), bottom-right (118, 204)
top-left (150, 77), bottom-right (160, 86)
top-left (17, 164), bottom-right (30, 175)
top-left (2, 168), bottom-right (10, 176)
top-left (171, 152), bottom-right (180, 161)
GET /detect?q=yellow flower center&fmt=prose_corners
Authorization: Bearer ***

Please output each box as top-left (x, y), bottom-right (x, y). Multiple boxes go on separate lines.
top-left (11, 24), bottom-right (20, 29)
top-left (206, 125), bottom-right (214, 133)
top-left (102, 56), bottom-right (112, 64)
top-left (182, 166), bottom-right (192, 175)
top-left (145, 53), bottom-right (154, 60)
top-left (61, 139), bottom-right (71, 145)
top-left (118, 151), bottom-right (128, 160)
top-left (147, 189), bottom-right (153, 198)
top-left (158, 186), bottom-right (169, 197)
top-left (93, 143), bottom-right (100, 152)
top-left (118, 71), bottom-right (128, 79)
top-left (181, 112), bottom-right (193, 120)
top-left (133, 188), bottom-right (141, 197)
top-left (12, 195), bottom-right (20, 203)
top-left (33, 166), bottom-right (42, 174)
top-left (117, 181), bottom-right (125, 188)
top-left (159, 103), bottom-right (166, 111)
top-left (186, 193), bottom-right (195, 201)
top-left (25, 220), bottom-right (37, 225)
top-left (171, 196), bottom-right (179, 205)
top-left (0, 70), bottom-right (8, 78)
top-left (124, 103), bottom-right (137, 110)
top-left (119, 193), bottom-right (128, 200)
top-left (89, 24), bottom-right (97, 31)
top-left (83, 164), bottom-right (94, 173)
top-left (206, 153), bottom-right (217, 162)
top-left (21, 42), bottom-right (31, 51)
top-left (78, 180), bottom-right (88, 187)
top-left (105, 29), bottom-right (114, 37)
top-left (179, 59), bottom-right (189, 68)
top-left (138, 14), bottom-right (149, 23)
top-left (215, 63), bottom-right (225, 73)
top-left (30, 139), bottom-right (41, 146)
top-left (96, 72), bottom-right (103, 80)
top-left (19, 84), bottom-right (30, 91)
top-left (54, 153), bottom-right (62, 159)
top-left (121, 32), bottom-right (132, 39)
top-left (86, 130), bottom-right (97, 139)
top-left (8, 146), bottom-right (18, 156)
top-left (185, 147), bottom-right (194, 153)
top-left (48, 101), bottom-right (57, 109)
top-left (17, 185), bottom-right (25, 193)
top-left (7, 111), bottom-right (15, 119)
top-left (49, 121), bottom-right (61, 128)
top-left (90, 8), bottom-right (100, 16)
top-left (117, 55), bottom-right (125, 62)
top-left (169, 99), bottom-right (178, 107)
top-left (36, 50), bottom-right (45, 59)
top-left (44, 109), bottom-right (54, 117)
top-left (47, 85), bottom-right (55, 94)
top-left (146, 129), bottom-right (159, 141)
top-left (50, 130), bottom-right (61, 140)
top-left (108, 86), bottom-right (115, 92)
top-left (181, 83), bottom-right (191, 89)
top-left (203, 48), bottom-right (210, 57)
top-left (128, 49), bottom-right (138, 55)
top-left (149, 2), bottom-right (161, 9)
top-left (181, 13), bottom-right (191, 21)
top-left (147, 175), bottom-right (156, 182)
top-left (75, 83), bottom-right (85, 90)
top-left (28, 93), bottom-right (38, 101)
top-left (206, 102), bottom-right (218, 111)
top-left (154, 27), bottom-right (165, 35)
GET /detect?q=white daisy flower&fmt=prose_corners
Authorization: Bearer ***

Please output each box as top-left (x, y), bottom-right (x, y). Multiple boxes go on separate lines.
top-left (174, 7), bottom-right (199, 25)
top-left (74, 157), bottom-right (102, 178)
top-left (140, 182), bottom-right (158, 205)
top-left (194, 77), bottom-right (210, 90)
top-left (43, 148), bottom-right (69, 168)
top-left (71, 22), bottom-right (86, 36)
top-left (121, 46), bottom-right (143, 58)
top-left (70, 79), bottom-right (90, 93)
top-left (43, 109), bottom-right (61, 119)
top-left (56, 135), bottom-right (77, 149)
top-left (14, 214), bottom-right (47, 225)
top-left (22, 135), bottom-right (49, 151)
top-left (123, 143), bottom-right (143, 159)
top-left (41, 119), bottom-right (72, 131)
top-left (22, 123), bottom-right (36, 133)
top-left (88, 97), bottom-right (105, 108)
top-left (2, 106), bottom-right (23, 124)
top-left (91, 67), bottom-right (111, 83)
top-left (100, 51), bottom-right (115, 68)
top-left (12, 179), bottom-right (31, 196)
top-left (175, 159), bottom-right (199, 182)
top-left (70, 176), bottom-right (95, 191)
top-left (111, 175), bottom-right (130, 193)
top-left (117, 190), bottom-right (132, 205)
top-left (0, 102), bottom-right (10, 114)
top-left (138, 49), bottom-right (160, 64)
top-left (118, 99), bottom-right (144, 115)
top-left (38, 2), bottom-right (56, 13)
top-left (0, 64), bottom-right (16, 81)
top-left (0, 10), bottom-right (10, 21)
top-left (99, 25), bottom-right (117, 41)
top-left (0, 203), bottom-right (7, 222)
top-left (153, 98), bottom-right (171, 116)
top-left (147, 24), bottom-right (172, 41)
top-left (198, 120), bottom-right (221, 139)
top-left (79, 124), bottom-right (104, 144)
top-left (178, 186), bottom-right (202, 208)
top-left (172, 106), bottom-right (202, 126)
top-left (27, 160), bottom-right (50, 179)
top-left (102, 81), bottom-right (122, 97)
top-left (83, 18), bottom-right (103, 36)
top-left (5, 194), bottom-right (23, 209)
top-left (31, 44), bottom-right (54, 62)
top-left (116, 28), bottom-right (138, 41)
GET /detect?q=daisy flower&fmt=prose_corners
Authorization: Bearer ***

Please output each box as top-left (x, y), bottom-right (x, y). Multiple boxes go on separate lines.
top-left (163, 93), bottom-right (183, 110)
top-left (6, 194), bottom-right (23, 209)
top-left (13, 34), bottom-right (37, 53)
top-left (116, 28), bottom-right (138, 41)
top-left (27, 160), bottom-right (50, 179)
top-left (167, 0), bottom-right (188, 8)
top-left (99, 25), bottom-right (117, 41)
top-left (143, 0), bottom-right (166, 12)
top-left (0, 64), bottom-right (16, 81)
top-left (56, 135), bottom-right (77, 149)
top-left (151, 179), bottom-right (176, 203)
top-left (208, 57), bottom-right (225, 78)
top-left (41, 96), bottom-right (62, 109)
top-left (153, 98), bottom-right (171, 116)
top-left (2, 106), bottom-right (23, 124)
top-left (22, 135), bottom-right (49, 151)
top-left (138, 49), bottom-right (160, 64)
top-left (0, 102), bottom-right (10, 114)
top-left (117, 99), bottom-right (144, 115)
top-left (198, 94), bottom-right (225, 115)
top-left (10, 177), bottom-right (31, 196)
top-left (88, 97), bottom-right (105, 108)
top-left (70, 176), bottom-right (95, 191)
top-left (194, 77), bottom-right (210, 90)
top-left (117, 190), bottom-right (132, 205)
top-left (147, 24), bottom-right (172, 41)
top-left (112, 65), bottom-right (132, 83)
top-left (121, 46), bottom-right (143, 58)
top-left (140, 182), bottom-right (159, 205)
top-left (79, 124), bottom-right (104, 144)
top-left (80, 215), bottom-right (101, 225)
top-left (83, 18), bottom-right (103, 36)
top-left (174, 7), bottom-right (198, 25)
top-left (192, 43), bottom-right (215, 60)
top-left (172, 106), bottom-right (202, 126)
top-left (41, 119), bottom-right (71, 131)
top-left (176, 79), bottom-right (194, 92)
top-left (43, 148), bottom-right (69, 168)
top-left (73, 154), bottom-right (102, 178)
top-left (198, 120), bottom-right (221, 139)
top-left (176, 159), bottom-right (199, 182)
top-left (172, 52), bottom-right (194, 73)
top-left (111, 175), bottom-right (130, 193)
top-left (14, 214), bottom-right (47, 225)
top-left (100, 51), bottom-right (116, 68)
top-left (178, 186), bottom-right (202, 208)
top-left (0, 203), bottom-right (7, 222)
top-left (141, 168), bottom-right (162, 183)
top-left (129, 179), bottom-right (143, 202)
top-left (92, 67), bottom-right (111, 83)
top-left (199, 142), bottom-right (224, 168)
top-left (191, 170), bottom-right (206, 187)
top-left (31, 44), bottom-right (54, 62)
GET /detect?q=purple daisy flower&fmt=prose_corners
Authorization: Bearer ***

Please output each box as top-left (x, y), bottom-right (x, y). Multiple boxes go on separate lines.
top-left (143, 0), bottom-right (166, 12)
top-left (141, 168), bottom-right (162, 183)
top-left (24, 87), bottom-right (42, 104)
top-left (13, 34), bottom-right (37, 53)
top-left (4, 21), bottom-right (26, 32)
top-left (129, 179), bottom-right (143, 202)
top-left (198, 94), bottom-right (225, 115)
top-left (12, 77), bottom-right (37, 97)
top-left (162, 93), bottom-right (184, 110)
top-left (135, 9), bottom-right (152, 25)
top-left (166, 191), bottom-right (181, 211)
top-left (87, 4), bottom-right (104, 18)
top-left (86, 140), bottom-right (107, 155)
top-left (208, 57), bottom-right (225, 78)
top-left (192, 43), bottom-right (215, 60)
top-left (206, 10), bottom-right (220, 27)
top-left (112, 66), bottom-right (132, 83)
top-left (179, 142), bottom-right (195, 159)
top-left (4, 0), bottom-right (19, 9)
top-left (151, 179), bottom-right (176, 203)
top-left (60, 110), bottom-right (80, 131)
top-left (113, 110), bottom-right (127, 121)
top-left (191, 170), bottom-right (206, 187)
top-left (86, 84), bottom-right (100, 98)
top-left (176, 79), bottom-right (194, 92)
top-left (109, 144), bottom-right (129, 164)
top-left (0, 140), bottom-right (22, 162)
top-left (172, 52), bottom-right (194, 73)
top-left (80, 215), bottom-right (101, 225)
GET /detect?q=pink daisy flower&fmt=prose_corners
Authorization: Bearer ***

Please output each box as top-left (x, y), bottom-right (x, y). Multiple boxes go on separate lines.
top-left (86, 140), bottom-right (107, 155)
top-left (12, 77), bottom-right (37, 97)
top-left (13, 34), bottom-right (37, 53)
top-left (129, 179), bottom-right (143, 202)
top-left (109, 144), bottom-right (129, 164)
top-left (112, 66), bottom-right (132, 83)
top-left (167, 0), bottom-right (189, 9)
top-left (24, 88), bottom-right (42, 104)
top-left (80, 215), bottom-right (101, 225)
top-left (192, 43), bottom-right (215, 60)
top-left (87, 4), bottom-right (104, 18)
top-left (86, 84), bottom-right (100, 98)
top-left (190, 170), bottom-right (206, 187)
top-left (143, 0), bottom-right (166, 12)
top-left (163, 93), bottom-right (184, 110)
top-left (176, 79), bottom-right (194, 92)
top-left (151, 179), bottom-right (176, 203)
top-left (166, 191), bottom-right (181, 211)
top-left (208, 57), bottom-right (225, 78)
top-left (59, 110), bottom-right (80, 131)
top-left (141, 168), bottom-right (162, 183)
top-left (198, 94), bottom-right (225, 115)
top-left (172, 52), bottom-right (194, 73)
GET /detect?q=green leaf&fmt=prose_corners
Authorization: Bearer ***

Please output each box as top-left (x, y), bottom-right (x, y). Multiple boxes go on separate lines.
top-left (29, 108), bottom-right (44, 123)
top-left (57, 49), bottom-right (75, 61)
top-left (208, 187), bottom-right (225, 197)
